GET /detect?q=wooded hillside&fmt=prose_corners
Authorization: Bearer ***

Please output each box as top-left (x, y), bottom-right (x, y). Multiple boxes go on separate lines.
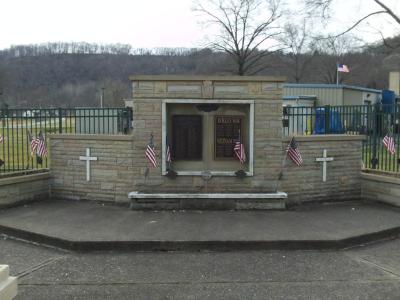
top-left (0, 41), bottom-right (398, 108)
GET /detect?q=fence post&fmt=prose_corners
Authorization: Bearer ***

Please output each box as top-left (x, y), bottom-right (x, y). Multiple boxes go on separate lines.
top-left (58, 108), bottom-right (62, 134)
top-left (371, 102), bottom-right (379, 169)
top-left (324, 105), bottom-right (330, 134)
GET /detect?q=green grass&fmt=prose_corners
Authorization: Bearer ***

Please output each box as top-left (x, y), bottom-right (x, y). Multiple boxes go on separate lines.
top-left (362, 143), bottom-right (399, 173)
top-left (0, 119), bottom-right (75, 172)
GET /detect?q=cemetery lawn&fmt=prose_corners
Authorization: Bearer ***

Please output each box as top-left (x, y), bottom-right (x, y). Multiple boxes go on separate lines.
top-left (0, 120), bottom-right (75, 171)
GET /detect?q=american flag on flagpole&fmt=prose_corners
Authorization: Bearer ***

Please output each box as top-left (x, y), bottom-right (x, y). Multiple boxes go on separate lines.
top-left (28, 130), bottom-right (48, 157)
top-left (145, 134), bottom-right (157, 167)
top-left (28, 131), bottom-right (39, 155)
top-left (166, 144), bottom-right (171, 163)
top-left (383, 133), bottom-right (396, 155)
top-left (338, 64), bottom-right (350, 73)
top-left (234, 134), bottom-right (246, 164)
top-left (165, 135), bottom-right (172, 164)
top-left (286, 137), bottom-right (303, 166)
top-left (36, 131), bottom-right (48, 157)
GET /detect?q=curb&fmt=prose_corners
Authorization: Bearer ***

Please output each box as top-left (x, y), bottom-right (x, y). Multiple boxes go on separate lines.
top-left (1, 224), bottom-right (400, 252)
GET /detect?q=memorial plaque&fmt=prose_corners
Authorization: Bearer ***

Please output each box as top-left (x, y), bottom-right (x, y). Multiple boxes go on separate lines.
top-left (172, 115), bottom-right (202, 160)
top-left (215, 116), bottom-right (242, 159)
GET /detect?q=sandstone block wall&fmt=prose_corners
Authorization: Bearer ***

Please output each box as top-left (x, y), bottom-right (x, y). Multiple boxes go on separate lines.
top-left (127, 99), bottom-right (283, 193)
top-left (49, 134), bottom-right (364, 204)
top-left (128, 76), bottom-right (284, 193)
top-left (280, 135), bottom-right (364, 204)
top-left (0, 171), bottom-right (50, 208)
top-left (50, 135), bottom-right (134, 202)
top-left (362, 171), bottom-right (400, 207)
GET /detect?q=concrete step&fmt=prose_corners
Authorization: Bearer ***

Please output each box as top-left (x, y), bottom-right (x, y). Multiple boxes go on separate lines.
top-left (2, 200), bottom-right (400, 252)
top-left (129, 192), bottom-right (287, 210)
top-left (0, 265), bottom-right (17, 300)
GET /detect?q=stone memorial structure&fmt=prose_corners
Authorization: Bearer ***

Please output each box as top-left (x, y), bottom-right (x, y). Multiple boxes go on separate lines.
top-left (124, 75), bottom-right (284, 192)
top-left (50, 75), bottom-right (365, 209)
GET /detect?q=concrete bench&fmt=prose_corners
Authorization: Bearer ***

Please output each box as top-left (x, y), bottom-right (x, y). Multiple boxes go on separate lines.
top-left (0, 265), bottom-right (17, 300)
top-left (128, 192), bottom-right (287, 210)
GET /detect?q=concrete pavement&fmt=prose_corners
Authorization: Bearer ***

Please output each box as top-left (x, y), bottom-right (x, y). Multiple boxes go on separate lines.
top-left (1, 236), bottom-right (400, 299)
top-left (0, 199), bottom-right (400, 251)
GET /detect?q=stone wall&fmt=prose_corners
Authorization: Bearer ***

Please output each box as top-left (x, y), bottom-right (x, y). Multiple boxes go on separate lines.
top-left (128, 75), bottom-right (284, 193)
top-left (49, 76), bottom-right (365, 205)
top-left (51, 76), bottom-right (288, 202)
top-left (362, 171), bottom-right (400, 207)
top-left (49, 133), bottom-right (365, 204)
top-left (0, 171), bottom-right (50, 208)
top-left (280, 135), bottom-right (365, 204)
top-left (50, 135), bottom-right (134, 202)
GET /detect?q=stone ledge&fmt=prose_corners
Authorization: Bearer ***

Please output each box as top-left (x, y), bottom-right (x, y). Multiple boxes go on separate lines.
top-left (129, 75), bottom-right (286, 82)
top-left (282, 135), bottom-right (366, 142)
top-left (162, 99), bottom-right (255, 104)
top-left (0, 265), bottom-right (17, 300)
top-left (361, 172), bottom-right (400, 185)
top-left (50, 134), bottom-right (134, 141)
top-left (129, 192), bottom-right (287, 210)
top-left (128, 192), bottom-right (287, 199)
top-left (0, 171), bottom-right (50, 187)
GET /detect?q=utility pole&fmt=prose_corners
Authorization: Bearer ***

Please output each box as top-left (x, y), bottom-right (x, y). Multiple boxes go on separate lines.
top-left (100, 87), bottom-right (105, 108)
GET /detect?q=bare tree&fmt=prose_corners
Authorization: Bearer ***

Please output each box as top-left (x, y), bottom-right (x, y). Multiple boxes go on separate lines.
top-left (306, 0), bottom-right (400, 37)
top-left (313, 35), bottom-right (355, 84)
top-left (278, 20), bottom-right (317, 82)
top-left (194, 0), bottom-right (284, 75)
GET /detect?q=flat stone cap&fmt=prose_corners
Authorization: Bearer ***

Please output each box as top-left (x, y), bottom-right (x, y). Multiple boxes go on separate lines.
top-left (128, 192), bottom-right (288, 199)
top-left (129, 75), bottom-right (286, 82)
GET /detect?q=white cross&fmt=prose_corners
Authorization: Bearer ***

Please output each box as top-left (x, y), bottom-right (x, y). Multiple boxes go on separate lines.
top-left (79, 148), bottom-right (98, 182)
top-left (315, 149), bottom-right (334, 182)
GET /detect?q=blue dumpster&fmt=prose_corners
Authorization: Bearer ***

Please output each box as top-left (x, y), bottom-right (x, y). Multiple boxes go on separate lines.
top-left (382, 90), bottom-right (395, 113)
top-left (314, 108), bottom-right (344, 134)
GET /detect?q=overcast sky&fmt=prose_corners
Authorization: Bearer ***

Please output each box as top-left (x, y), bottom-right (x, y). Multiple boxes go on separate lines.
top-left (1, 0), bottom-right (399, 50)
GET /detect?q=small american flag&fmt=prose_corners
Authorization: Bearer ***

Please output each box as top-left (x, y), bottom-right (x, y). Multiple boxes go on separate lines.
top-left (28, 131), bottom-right (39, 155)
top-left (383, 134), bottom-right (396, 155)
top-left (166, 144), bottom-right (171, 163)
top-left (145, 134), bottom-right (157, 167)
top-left (286, 137), bottom-right (303, 166)
top-left (36, 131), bottom-right (48, 157)
top-left (338, 64), bottom-right (350, 73)
top-left (28, 130), bottom-right (48, 157)
top-left (234, 139), bottom-right (246, 164)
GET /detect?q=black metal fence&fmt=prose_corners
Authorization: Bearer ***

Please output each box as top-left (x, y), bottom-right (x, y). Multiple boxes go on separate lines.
top-left (2, 104), bottom-right (399, 174)
top-left (283, 105), bottom-right (372, 136)
top-left (283, 104), bottom-right (400, 173)
top-left (0, 107), bottom-right (132, 173)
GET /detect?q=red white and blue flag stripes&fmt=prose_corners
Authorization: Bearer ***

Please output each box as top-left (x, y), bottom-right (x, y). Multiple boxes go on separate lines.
top-left (28, 130), bottom-right (48, 157)
top-left (234, 137), bottom-right (246, 164)
top-left (383, 133), bottom-right (396, 155)
top-left (338, 64), bottom-right (350, 73)
top-left (286, 137), bottom-right (303, 166)
top-left (37, 131), bottom-right (48, 157)
top-left (165, 135), bottom-right (172, 164)
top-left (145, 134), bottom-right (157, 167)
top-left (166, 144), bottom-right (171, 163)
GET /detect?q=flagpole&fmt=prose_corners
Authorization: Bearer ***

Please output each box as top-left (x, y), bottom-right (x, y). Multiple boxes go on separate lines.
top-left (336, 63), bottom-right (339, 85)
top-left (274, 137), bottom-right (291, 193)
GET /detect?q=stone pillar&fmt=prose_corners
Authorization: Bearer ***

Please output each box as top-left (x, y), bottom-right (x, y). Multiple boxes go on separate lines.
top-left (0, 265), bottom-right (17, 300)
top-left (389, 71), bottom-right (400, 95)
